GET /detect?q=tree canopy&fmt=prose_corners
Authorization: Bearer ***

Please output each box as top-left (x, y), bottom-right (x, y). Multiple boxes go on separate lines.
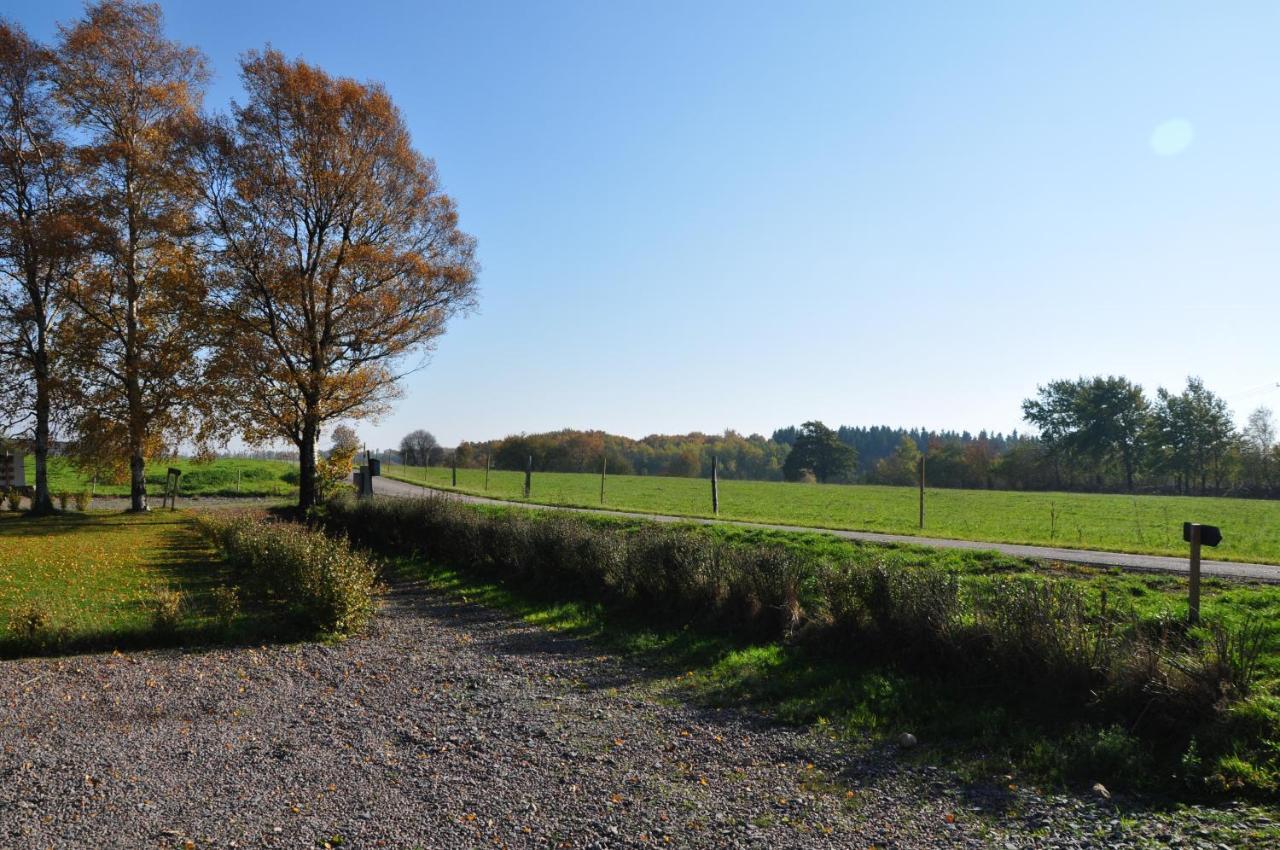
top-left (200, 49), bottom-right (478, 507)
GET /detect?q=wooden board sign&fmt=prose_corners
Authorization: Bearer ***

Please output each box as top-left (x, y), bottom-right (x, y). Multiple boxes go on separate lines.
top-left (1183, 522), bottom-right (1223, 548)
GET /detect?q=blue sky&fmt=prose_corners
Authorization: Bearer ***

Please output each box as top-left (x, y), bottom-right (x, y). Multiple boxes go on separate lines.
top-left (10, 1), bottom-right (1280, 449)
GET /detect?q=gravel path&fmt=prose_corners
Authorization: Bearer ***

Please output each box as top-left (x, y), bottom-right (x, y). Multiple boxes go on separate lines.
top-left (1, 586), bottom-right (1270, 849)
top-left (374, 476), bottom-right (1280, 583)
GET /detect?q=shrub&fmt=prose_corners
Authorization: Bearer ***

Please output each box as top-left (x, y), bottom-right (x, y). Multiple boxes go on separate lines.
top-left (151, 589), bottom-right (185, 634)
top-left (73, 490), bottom-right (92, 511)
top-left (8, 599), bottom-right (52, 642)
top-left (210, 585), bottom-right (241, 627)
top-left (201, 516), bottom-right (377, 636)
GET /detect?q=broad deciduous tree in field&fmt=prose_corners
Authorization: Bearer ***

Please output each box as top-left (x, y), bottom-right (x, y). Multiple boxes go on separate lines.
top-left (200, 50), bottom-right (478, 509)
top-left (782, 420), bottom-right (857, 483)
top-left (55, 0), bottom-right (210, 511)
top-left (0, 20), bottom-right (85, 514)
top-left (399, 429), bottom-right (437, 467)
top-left (1147, 377), bottom-right (1235, 495)
top-left (1023, 375), bottom-right (1148, 491)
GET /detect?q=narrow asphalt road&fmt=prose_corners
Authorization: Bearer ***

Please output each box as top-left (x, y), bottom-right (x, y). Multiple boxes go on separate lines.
top-left (372, 475), bottom-right (1280, 583)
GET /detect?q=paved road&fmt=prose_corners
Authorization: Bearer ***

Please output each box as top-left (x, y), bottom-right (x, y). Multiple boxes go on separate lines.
top-left (373, 476), bottom-right (1280, 583)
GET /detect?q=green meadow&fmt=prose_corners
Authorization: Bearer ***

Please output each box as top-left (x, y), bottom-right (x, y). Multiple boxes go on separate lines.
top-left (19, 455), bottom-right (298, 499)
top-left (385, 464), bottom-right (1280, 565)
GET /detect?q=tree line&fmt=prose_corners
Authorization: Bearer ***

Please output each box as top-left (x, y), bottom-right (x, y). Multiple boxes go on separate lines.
top-left (785, 376), bottom-right (1276, 495)
top-left (0, 2), bottom-right (477, 512)
top-left (404, 429), bottom-right (790, 481)
top-left (414, 374), bottom-right (1278, 497)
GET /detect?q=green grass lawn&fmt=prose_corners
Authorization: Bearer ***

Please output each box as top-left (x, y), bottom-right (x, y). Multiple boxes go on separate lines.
top-left (0, 510), bottom-right (239, 655)
top-left (20, 455), bottom-right (298, 499)
top-left (386, 464), bottom-right (1280, 564)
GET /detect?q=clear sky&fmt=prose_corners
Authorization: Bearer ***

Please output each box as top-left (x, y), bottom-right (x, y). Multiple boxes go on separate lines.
top-left (9, 1), bottom-right (1280, 449)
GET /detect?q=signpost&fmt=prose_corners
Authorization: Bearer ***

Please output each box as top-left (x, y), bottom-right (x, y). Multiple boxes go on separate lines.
top-left (1182, 522), bottom-right (1223, 624)
top-left (161, 467), bottom-right (182, 511)
top-left (0, 451), bottom-right (25, 490)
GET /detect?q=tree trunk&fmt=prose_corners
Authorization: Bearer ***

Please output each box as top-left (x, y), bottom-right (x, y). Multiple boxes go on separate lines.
top-left (125, 346), bottom-right (147, 511)
top-left (29, 294), bottom-right (54, 515)
top-left (30, 352), bottom-right (53, 515)
top-left (298, 417), bottom-right (318, 510)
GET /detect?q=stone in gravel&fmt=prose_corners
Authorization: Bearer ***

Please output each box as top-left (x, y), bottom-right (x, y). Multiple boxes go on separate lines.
top-left (898, 732), bottom-right (918, 748)
top-left (1091, 782), bottom-right (1111, 800)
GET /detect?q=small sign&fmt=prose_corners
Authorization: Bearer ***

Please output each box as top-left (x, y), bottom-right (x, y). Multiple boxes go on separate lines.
top-left (1183, 522), bottom-right (1223, 547)
top-left (0, 452), bottom-right (25, 489)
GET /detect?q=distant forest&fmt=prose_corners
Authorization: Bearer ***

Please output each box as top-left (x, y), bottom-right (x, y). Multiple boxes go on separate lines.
top-left (421, 375), bottom-right (1280, 498)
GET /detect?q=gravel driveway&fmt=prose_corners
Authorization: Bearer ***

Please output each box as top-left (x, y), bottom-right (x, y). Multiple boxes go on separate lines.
top-left (0, 585), bottom-right (1268, 849)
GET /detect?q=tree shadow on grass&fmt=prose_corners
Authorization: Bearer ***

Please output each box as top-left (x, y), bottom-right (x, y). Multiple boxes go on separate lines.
top-left (0, 509), bottom-right (97, 537)
top-left (0, 516), bottom-right (315, 661)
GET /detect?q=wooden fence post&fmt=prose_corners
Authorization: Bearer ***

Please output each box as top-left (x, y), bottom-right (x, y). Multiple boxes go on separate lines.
top-left (484, 452), bottom-right (490, 491)
top-left (524, 455), bottom-right (532, 499)
top-left (918, 454), bottom-right (926, 529)
top-left (1188, 523), bottom-right (1202, 624)
top-left (452, 452), bottom-right (457, 487)
top-left (600, 453), bottom-right (607, 504)
top-left (711, 455), bottom-right (719, 515)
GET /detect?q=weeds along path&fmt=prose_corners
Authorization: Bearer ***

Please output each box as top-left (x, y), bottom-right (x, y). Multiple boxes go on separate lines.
top-left (1, 583), bottom-right (1236, 849)
top-left (373, 476), bottom-right (1280, 583)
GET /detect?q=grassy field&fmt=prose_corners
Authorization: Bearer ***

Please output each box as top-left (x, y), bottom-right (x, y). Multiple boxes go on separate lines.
top-left (19, 455), bottom-right (298, 499)
top-left (0, 510), bottom-right (238, 654)
top-left (386, 464), bottom-right (1280, 564)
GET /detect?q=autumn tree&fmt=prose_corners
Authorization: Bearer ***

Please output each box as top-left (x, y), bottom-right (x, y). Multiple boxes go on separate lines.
top-left (200, 49), bottom-right (478, 508)
top-left (873, 435), bottom-right (921, 486)
top-left (55, 1), bottom-right (210, 511)
top-left (0, 20), bottom-right (85, 513)
top-left (316, 423), bottom-right (359, 501)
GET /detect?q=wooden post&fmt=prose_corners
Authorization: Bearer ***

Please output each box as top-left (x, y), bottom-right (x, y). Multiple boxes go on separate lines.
top-left (524, 455), bottom-right (532, 499)
top-left (600, 453), bottom-right (607, 504)
top-left (711, 455), bottom-right (719, 515)
top-left (484, 452), bottom-right (490, 490)
top-left (918, 454), bottom-right (926, 529)
top-left (452, 452), bottom-right (458, 487)
top-left (1188, 523), bottom-right (1202, 624)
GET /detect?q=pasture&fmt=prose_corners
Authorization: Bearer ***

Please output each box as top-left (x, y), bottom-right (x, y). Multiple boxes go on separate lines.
top-left (20, 455), bottom-right (298, 499)
top-left (385, 464), bottom-right (1280, 564)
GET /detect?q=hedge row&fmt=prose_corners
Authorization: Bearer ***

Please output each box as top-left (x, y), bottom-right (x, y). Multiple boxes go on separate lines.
top-left (322, 494), bottom-right (1262, 727)
top-left (201, 515), bottom-right (378, 636)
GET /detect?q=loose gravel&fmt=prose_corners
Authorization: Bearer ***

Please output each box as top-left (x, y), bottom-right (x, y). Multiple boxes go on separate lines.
top-left (1, 584), bottom-right (1271, 849)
